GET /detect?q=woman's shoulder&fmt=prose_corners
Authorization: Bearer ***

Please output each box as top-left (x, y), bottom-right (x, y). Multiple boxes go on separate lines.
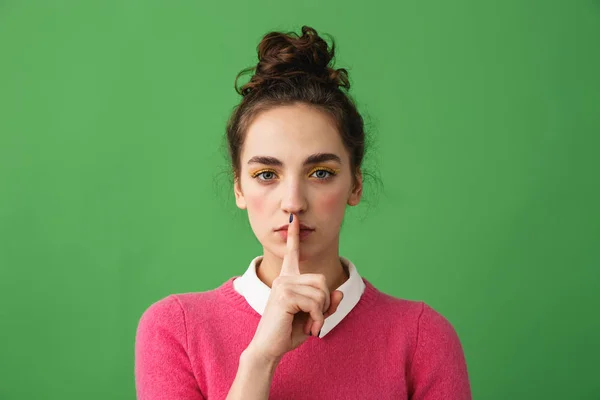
top-left (368, 282), bottom-right (424, 319)
top-left (137, 285), bottom-right (225, 329)
top-left (370, 284), bottom-right (459, 335)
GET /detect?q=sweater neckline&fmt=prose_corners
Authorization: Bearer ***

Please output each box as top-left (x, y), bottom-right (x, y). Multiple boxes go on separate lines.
top-left (217, 275), bottom-right (381, 318)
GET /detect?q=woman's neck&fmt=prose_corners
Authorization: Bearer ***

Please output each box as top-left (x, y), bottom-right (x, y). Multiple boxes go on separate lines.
top-left (256, 247), bottom-right (349, 294)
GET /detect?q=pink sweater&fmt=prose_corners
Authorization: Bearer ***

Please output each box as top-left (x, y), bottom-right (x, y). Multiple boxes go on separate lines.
top-left (135, 276), bottom-right (471, 399)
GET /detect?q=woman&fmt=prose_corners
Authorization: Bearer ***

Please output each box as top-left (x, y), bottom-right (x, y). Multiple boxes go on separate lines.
top-left (135, 25), bottom-right (472, 400)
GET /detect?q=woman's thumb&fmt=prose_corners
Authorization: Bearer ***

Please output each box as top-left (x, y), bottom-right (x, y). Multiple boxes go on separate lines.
top-left (324, 290), bottom-right (344, 318)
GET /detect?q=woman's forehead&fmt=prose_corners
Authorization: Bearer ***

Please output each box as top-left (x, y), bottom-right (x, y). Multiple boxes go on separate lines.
top-left (243, 106), bottom-right (346, 163)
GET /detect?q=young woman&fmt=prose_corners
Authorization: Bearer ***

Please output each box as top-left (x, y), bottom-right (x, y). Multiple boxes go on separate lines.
top-left (135, 25), bottom-right (472, 400)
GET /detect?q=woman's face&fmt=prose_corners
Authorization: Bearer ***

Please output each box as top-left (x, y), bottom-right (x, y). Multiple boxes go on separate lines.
top-left (234, 103), bottom-right (362, 261)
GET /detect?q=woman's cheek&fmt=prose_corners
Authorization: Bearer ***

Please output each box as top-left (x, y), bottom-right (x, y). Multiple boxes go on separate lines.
top-left (246, 192), bottom-right (266, 216)
top-left (246, 194), bottom-right (267, 237)
top-left (318, 188), bottom-right (347, 219)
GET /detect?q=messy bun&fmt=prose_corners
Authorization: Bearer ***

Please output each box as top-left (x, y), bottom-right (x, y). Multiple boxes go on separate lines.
top-left (226, 25), bottom-right (367, 189)
top-left (236, 26), bottom-right (350, 96)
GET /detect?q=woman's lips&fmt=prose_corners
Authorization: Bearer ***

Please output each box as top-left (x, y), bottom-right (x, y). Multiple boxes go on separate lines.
top-left (277, 229), bottom-right (314, 241)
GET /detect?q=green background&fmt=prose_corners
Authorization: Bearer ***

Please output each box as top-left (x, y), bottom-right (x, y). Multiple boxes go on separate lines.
top-left (1, 1), bottom-right (598, 399)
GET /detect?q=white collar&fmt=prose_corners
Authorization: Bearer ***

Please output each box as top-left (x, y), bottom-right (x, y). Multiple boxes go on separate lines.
top-left (233, 256), bottom-right (366, 338)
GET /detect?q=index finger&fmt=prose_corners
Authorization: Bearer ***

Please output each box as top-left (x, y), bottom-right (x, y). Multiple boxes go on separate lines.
top-left (279, 212), bottom-right (300, 276)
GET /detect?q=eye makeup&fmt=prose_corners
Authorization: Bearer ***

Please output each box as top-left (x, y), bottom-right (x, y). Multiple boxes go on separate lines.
top-left (250, 168), bottom-right (277, 180)
top-left (307, 166), bottom-right (340, 178)
top-left (249, 166), bottom-right (340, 181)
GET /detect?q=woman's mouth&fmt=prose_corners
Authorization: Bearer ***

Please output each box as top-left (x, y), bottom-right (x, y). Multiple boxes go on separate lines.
top-left (276, 228), bottom-right (314, 241)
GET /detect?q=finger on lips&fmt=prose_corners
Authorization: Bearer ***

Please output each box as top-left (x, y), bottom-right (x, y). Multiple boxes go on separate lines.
top-left (283, 213), bottom-right (321, 336)
top-left (280, 213), bottom-right (300, 277)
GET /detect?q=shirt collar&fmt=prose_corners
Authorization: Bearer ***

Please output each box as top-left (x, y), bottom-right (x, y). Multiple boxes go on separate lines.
top-left (233, 255), bottom-right (366, 338)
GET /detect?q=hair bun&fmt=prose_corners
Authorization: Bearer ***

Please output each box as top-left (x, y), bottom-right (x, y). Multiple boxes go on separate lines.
top-left (236, 26), bottom-right (350, 96)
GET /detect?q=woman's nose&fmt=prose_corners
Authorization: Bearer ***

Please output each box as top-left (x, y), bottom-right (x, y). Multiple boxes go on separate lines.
top-left (280, 180), bottom-right (308, 213)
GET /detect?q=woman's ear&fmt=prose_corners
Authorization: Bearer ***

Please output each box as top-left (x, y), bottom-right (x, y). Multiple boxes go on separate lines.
top-left (234, 177), bottom-right (247, 209)
top-left (347, 169), bottom-right (363, 206)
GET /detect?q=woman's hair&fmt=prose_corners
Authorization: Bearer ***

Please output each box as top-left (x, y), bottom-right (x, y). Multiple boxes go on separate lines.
top-left (225, 25), bottom-right (367, 188)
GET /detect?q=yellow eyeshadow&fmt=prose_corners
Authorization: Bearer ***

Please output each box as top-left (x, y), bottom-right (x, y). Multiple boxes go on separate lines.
top-left (249, 166), bottom-right (340, 179)
top-left (250, 168), bottom-right (277, 178)
top-left (307, 166), bottom-right (340, 176)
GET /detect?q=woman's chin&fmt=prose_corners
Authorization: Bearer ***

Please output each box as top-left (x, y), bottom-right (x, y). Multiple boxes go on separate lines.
top-left (261, 243), bottom-right (319, 263)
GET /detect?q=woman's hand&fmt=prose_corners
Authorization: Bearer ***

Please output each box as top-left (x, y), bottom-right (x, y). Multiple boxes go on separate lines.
top-left (246, 213), bottom-right (344, 363)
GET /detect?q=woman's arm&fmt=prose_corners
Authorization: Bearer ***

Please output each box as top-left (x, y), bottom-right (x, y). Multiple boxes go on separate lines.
top-left (408, 303), bottom-right (472, 400)
top-left (226, 346), bottom-right (281, 400)
top-left (135, 295), bottom-right (205, 400)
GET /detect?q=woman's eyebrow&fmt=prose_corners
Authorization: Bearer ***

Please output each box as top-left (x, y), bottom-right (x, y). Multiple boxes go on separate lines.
top-left (247, 153), bottom-right (342, 166)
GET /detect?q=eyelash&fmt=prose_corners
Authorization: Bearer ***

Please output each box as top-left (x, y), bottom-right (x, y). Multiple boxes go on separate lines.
top-left (251, 167), bottom-right (339, 182)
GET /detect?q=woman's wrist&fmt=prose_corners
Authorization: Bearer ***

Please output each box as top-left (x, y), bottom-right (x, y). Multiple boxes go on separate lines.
top-left (242, 345), bottom-right (282, 371)
top-left (226, 346), bottom-right (281, 400)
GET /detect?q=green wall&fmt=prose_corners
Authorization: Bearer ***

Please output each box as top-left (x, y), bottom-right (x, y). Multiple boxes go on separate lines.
top-left (1, 1), bottom-right (598, 399)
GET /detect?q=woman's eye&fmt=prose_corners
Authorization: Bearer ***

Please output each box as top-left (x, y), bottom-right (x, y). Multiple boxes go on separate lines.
top-left (310, 169), bottom-right (334, 179)
top-left (253, 168), bottom-right (335, 181)
top-left (256, 171), bottom-right (276, 180)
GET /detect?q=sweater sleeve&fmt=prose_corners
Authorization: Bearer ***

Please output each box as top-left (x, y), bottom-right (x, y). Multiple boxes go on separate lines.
top-left (135, 295), bottom-right (205, 400)
top-left (408, 303), bottom-right (472, 400)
